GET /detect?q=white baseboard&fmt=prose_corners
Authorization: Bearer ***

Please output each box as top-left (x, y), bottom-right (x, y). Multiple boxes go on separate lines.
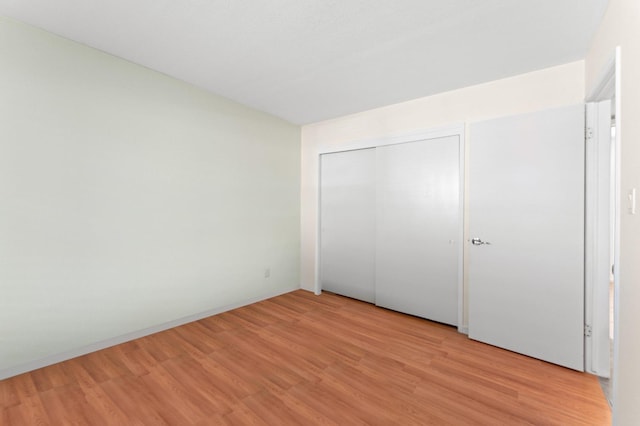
top-left (458, 325), bottom-right (469, 335)
top-left (0, 286), bottom-right (299, 381)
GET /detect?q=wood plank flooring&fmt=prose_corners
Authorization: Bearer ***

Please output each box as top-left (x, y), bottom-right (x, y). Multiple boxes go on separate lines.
top-left (0, 290), bottom-right (611, 425)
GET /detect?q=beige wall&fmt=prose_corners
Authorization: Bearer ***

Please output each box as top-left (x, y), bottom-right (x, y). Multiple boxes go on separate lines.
top-left (585, 0), bottom-right (640, 424)
top-left (0, 17), bottom-right (300, 378)
top-left (301, 61), bottom-right (585, 327)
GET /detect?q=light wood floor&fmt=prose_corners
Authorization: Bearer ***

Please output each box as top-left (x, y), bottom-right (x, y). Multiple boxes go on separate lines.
top-left (0, 290), bottom-right (610, 425)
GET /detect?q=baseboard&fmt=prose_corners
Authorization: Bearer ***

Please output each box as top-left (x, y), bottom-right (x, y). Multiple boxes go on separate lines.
top-left (458, 325), bottom-right (469, 335)
top-left (0, 285), bottom-right (299, 381)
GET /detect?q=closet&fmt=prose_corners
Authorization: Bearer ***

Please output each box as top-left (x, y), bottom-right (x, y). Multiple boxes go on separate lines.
top-left (319, 134), bottom-right (462, 326)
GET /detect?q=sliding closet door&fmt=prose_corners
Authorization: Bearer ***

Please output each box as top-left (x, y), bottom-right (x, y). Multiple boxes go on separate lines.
top-left (375, 136), bottom-right (460, 325)
top-left (320, 148), bottom-right (376, 303)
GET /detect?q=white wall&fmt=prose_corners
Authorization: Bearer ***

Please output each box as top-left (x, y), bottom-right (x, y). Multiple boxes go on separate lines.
top-left (585, 1), bottom-right (640, 424)
top-left (0, 16), bottom-right (300, 378)
top-left (301, 61), bottom-right (585, 327)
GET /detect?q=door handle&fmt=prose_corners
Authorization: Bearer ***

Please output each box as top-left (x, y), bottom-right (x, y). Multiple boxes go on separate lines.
top-left (471, 238), bottom-right (491, 246)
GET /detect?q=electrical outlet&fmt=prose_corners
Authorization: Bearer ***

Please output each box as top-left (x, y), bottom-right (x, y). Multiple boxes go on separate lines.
top-left (264, 268), bottom-right (271, 278)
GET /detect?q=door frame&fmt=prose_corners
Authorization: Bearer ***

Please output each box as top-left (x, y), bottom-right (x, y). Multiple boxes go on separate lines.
top-left (585, 99), bottom-right (612, 377)
top-left (315, 124), bottom-right (466, 330)
top-left (585, 46), bottom-right (621, 401)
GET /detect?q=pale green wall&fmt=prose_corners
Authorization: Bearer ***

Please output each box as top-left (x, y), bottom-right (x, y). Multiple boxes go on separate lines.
top-left (0, 16), bottom-right (300, 376)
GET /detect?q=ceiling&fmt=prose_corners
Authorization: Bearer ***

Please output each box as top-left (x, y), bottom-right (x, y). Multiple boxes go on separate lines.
top-left (0, 0), bottom-right (609, 124)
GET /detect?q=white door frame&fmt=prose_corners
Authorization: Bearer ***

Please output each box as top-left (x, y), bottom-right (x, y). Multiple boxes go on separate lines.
top-left (585, 46), bottom-right (621, 398)
top-left (315, 124), bottom-right (466, 330)
top-left (585, 99), bottom-right (612, 377)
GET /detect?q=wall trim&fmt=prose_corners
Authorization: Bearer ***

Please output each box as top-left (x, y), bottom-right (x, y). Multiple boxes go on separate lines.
top-left (0, 286), bottom-right (299, 380)
top-left (316, 123), bottom-right (465, 155)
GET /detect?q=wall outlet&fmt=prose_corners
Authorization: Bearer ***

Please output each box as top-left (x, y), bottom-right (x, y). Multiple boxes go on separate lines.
top-left (264, 268), bottom-right (271, 278)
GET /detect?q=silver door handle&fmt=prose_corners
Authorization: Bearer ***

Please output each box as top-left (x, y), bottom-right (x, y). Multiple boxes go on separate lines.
top-left (471, 238), bottom-right (491, 246)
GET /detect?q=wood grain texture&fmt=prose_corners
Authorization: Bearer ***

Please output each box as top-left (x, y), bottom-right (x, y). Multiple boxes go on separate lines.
top-left (0, 290), bottom-right (610, 425)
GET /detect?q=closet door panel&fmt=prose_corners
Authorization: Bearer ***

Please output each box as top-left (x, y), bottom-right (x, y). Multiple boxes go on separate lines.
top-left (375, 137), bottom-right (460, 325)
top-left (320, 148), bottom-right (376, 303)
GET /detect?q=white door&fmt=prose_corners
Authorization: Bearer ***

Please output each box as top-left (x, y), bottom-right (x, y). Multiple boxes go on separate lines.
top-left (375, 136), bottom-right (460, 325)
top-left (320, 148), bottom-right (376, 303)
top-left (585, 100), bottom-right (613, 377)
top-left (469, 105), bottom-right (585, 371)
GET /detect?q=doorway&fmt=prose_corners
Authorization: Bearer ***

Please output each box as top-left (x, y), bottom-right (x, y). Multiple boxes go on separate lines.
top-left (585, 47), bottom-right (621, 408)
top-left (600, 119), bottom-right (616, 406)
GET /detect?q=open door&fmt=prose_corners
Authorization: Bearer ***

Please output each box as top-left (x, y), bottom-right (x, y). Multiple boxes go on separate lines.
top-left (468, 105), bottom-right (585, 371)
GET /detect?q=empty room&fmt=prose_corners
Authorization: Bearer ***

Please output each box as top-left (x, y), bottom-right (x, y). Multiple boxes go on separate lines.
top-left (1, 0), bottom-right (639, 425)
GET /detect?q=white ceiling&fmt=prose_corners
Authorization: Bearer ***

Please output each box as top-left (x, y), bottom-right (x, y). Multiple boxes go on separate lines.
top-left (0, 0), bottom-right (609, 124)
